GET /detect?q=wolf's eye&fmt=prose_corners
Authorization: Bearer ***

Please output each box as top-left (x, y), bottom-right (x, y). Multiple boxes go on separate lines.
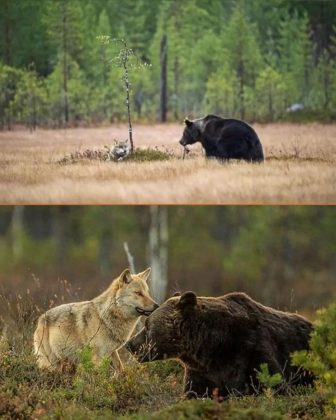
top-left (135, 291), bottom-right (143, 296)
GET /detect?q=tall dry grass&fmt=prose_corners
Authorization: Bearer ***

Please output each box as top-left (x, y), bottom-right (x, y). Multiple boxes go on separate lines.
top-left (0, 123), bottom-right (335, 204)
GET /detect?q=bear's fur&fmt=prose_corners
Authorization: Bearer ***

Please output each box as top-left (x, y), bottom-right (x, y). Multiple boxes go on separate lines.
top-left (126, 291), bottom-right (313, 398)
top-left (179, 114), bottom-right (264, 162)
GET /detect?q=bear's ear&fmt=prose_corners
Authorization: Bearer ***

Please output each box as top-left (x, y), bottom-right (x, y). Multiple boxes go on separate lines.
top-left (119, 268), bottom-right (132, 284)
top-left (184, 118), bottom-right (193, 128)
top-left (177, 291), bottom-right (197, 311)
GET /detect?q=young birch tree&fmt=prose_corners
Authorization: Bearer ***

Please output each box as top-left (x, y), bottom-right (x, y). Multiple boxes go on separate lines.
top-left (98, 36), bottom-right (149, 153)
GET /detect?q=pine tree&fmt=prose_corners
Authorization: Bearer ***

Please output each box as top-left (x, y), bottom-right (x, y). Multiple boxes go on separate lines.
top-left (11, 67), bottom-right (47, 129)
top-left (44, 0), bottom-right (85, 126)
top-left (222, 5), bottom-right (262, 119)
top-left (278, 11), bottom-right (314, 106)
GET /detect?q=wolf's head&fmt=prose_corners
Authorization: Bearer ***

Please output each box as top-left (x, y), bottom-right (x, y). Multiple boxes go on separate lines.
top-left (115, 268), bottom-right (158, 318)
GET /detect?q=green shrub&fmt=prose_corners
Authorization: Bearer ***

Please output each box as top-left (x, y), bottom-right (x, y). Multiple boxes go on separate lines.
top-left (59, 146), bottom-right (173, 165)
top-left (292, 300), bottom-right (336, 412)
top-left (125, 148), bottom-right (173, 162)
top-left (256, 363), bottom-right (283, 391)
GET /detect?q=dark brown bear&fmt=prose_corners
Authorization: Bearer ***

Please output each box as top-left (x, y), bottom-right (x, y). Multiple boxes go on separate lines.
top-left (179, 114), bottom-right (264, 162)
top-left (126, 291), bottom-right (313, 398)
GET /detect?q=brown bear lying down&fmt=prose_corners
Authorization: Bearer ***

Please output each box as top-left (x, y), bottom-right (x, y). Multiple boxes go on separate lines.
top-left (126, 292), bottom-right (314, 398)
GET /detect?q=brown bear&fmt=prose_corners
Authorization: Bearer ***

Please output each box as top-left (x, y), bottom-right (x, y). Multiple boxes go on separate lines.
top-left (126, 291), bottom-right (313, 398)
top-left (179, 114), bottom-right (264, 162)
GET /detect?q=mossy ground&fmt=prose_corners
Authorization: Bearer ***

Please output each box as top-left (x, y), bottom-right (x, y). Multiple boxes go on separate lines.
top-left (59, 147), bottom-right (173, 165)
top-left (0, 342), bottom-right (328, 419)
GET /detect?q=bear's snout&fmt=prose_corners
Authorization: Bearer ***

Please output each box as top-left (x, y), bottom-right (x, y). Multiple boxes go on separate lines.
top-left (124, 340), bottom-right (134, 353)
top-left (125, 327), bottom-right (147, 354)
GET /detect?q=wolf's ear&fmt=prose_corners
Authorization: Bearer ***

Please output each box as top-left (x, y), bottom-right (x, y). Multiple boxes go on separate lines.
top-left (173, 291), bottom-right (181, 297)
top-left (184, 118), bottom-right (193, 128)
top-left (177, 291), bottom-right (197, 312)
top-left (138, 267), bottom-right (151, 282)
top-left (120, 268), bottom-right (132, 284)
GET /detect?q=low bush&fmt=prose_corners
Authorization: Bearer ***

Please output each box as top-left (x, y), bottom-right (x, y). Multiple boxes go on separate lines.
top-left (293, 300), bottom-right (336, 415)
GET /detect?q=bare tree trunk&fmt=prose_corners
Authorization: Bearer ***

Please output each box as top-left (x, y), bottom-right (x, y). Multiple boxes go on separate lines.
top-left (11, 206), bottom-right (25, 259)
top-left (173, 56), bottom-right (179, 120)
top-left (3, 0), bottom-right (12, 131)
top-left (238, 59), bottom-right (245, 120)
top-left (3, 0), bottom-right (12, 66)
top-left (124, 242), bottom-right (136, 274)
top-left (160, 34), bottom-right (168, 122)
top-left (123, 63), bottom-right (134, 152)
top-left (52, 207), bottom-right (68, 266)
top-left (149, 206), bottom-right (168, 303)
top-left (62, 3), bottom-right (69, 126)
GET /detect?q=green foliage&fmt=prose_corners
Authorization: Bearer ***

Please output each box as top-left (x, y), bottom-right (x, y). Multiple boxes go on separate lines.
top-left (1, 206), bottom-right (335, 312)
top-left (1, 0), bottom-right (336, 127)
top-left (255, 66), bottom-right (287, 121)
top-left (0, 65), bottom-right (23, 129)
top-left (126, 148), bottom-right (172, 162)
top-left (256, 363), bottom-right (283, 390)
top-left (293, 300), bottom-right (336, 411)
top-left (77, 345), bottom-right (95, 373)
top-left (10, 67), bottom-right (48, 128)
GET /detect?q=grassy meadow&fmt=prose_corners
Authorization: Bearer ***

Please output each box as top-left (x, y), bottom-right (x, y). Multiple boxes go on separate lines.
top-left (0, 123), bottom-right (335, 204)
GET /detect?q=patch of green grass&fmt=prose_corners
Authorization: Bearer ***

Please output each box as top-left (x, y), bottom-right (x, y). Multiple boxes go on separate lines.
top-left (124, 390), bottom-right (325, 420)
top-left (125, 148), bottom-right (173, 162)
top-left (0, 344), bottom-right (183, 419)
top-left (58, 146), bottom-right (174, 165)
top-left (0, 346), bottom-right (327, 419)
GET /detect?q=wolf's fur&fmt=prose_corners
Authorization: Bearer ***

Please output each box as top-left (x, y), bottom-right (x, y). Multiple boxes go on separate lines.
top-left (33, 268), bottom-right (157, 370)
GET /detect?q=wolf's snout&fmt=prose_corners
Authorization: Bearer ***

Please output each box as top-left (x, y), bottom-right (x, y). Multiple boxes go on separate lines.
top-left (135, 303), bottom-right (158, 316)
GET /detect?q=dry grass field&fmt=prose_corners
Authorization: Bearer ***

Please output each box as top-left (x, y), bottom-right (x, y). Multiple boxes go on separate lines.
top-left (0, 123), bottom-right (335, 204)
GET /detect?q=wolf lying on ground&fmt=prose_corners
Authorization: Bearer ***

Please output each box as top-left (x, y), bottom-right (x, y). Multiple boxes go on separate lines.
top-left (33, 268), bottom-right (158, 370)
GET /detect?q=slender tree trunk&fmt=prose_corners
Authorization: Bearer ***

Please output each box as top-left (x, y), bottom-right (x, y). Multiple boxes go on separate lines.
top-left (52, 207), bottom-right (68, 266)
top-left (268, 88), bottom-right (273, 122)
top-left (3, 0), bottom-right (12, 130)
top-left (62, 4), bottom-right (69, 126)
top-left (238, 59), bottom-right (245, 120)
top-left (11, 206), bottom-right (25, 259)
top-left (323, 61), bottom-right (330, 110)
top-left (124, 242), bottom-right (136, 274)
top-left (160, 34), bottom-right (168, 122)
top-left (123, 62), bottom-right (134, 152)
top-left (102, 48), bottom-right (108, 119)
top-left (173, 56), bottom-right (179, 120)
top-left (149, 206), bottom-right (168, 304)
top-left (3, 0), bottom-right (12, 66)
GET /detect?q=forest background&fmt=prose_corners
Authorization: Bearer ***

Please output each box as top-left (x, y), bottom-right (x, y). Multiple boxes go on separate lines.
top-left (0, 206), bottom-right (335, 318)
top-left (1, 0), bottom-right (336, 129)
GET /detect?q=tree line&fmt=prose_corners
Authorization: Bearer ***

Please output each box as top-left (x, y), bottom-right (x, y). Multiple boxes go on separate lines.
top-left (1, 0), bottom-right (336, 129)
top-left (0, 206), bottom-right (335, 313)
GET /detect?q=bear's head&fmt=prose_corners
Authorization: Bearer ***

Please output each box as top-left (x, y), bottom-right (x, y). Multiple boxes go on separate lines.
top-left (125, 291), bottom-right (197, 362)
top-left (179, 118), bottom-right (202, 146)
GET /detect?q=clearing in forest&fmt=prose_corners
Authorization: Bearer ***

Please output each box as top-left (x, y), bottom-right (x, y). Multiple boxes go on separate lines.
top-left (0, 123), bottom-right (335, 204)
